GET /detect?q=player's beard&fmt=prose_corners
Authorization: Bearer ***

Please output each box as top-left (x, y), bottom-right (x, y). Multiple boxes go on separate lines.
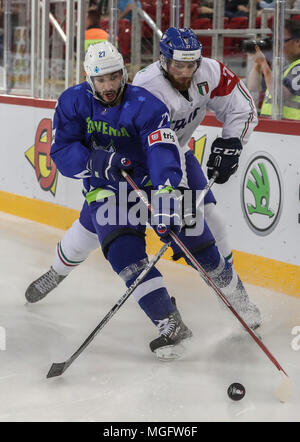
top-left (167, 74), bottom-right (193, 91)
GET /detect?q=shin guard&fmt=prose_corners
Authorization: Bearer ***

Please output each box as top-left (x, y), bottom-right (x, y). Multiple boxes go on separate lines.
top-left (106, 234), bottom-right (176, 324)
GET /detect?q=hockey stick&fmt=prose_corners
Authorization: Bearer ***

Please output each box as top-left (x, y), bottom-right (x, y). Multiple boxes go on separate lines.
top-left (46, 178), bottom-right (215, 378)
top-left (122, 171), bottom-right (291, 402)
top-left (47, 241), bottom-right (169, 378)
top-left (195, 172), bottom-right (219, 207)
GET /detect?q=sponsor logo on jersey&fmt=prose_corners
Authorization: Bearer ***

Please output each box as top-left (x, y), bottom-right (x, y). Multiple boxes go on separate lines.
top-left (148, 129), bottom-right (177, 146)
top-left (25, 118), bottom-right (58, 196)
top-left (197, 81), bottom-right (209, 96)
top-left (171, 107), bottom-right (201, 132)
top-left (158, 112), bottom-right (170, 128)
top-left (149, 130), bottom-right (162, 144)
top-left (241, 153), bottom-right (282, 236)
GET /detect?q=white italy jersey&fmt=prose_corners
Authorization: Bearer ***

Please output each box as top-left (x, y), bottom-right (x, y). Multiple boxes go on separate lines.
top-left (132, 58), bottom-right (257, 153)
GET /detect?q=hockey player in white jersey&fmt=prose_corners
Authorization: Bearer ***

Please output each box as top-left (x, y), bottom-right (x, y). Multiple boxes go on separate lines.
top-left (134, 28), bottom-right (257, 149)
top-left (25, 31), bottom-right (261, 352)
top-left (133, 27), bottom-right (257, 264)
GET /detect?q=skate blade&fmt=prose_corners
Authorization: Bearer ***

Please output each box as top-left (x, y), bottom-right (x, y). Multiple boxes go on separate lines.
top-left (154, 343), bottom-right (186, 361)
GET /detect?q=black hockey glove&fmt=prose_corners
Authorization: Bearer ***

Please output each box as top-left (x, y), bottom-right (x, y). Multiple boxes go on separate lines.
top-left (207, 137), bottom-right (243, 184)
top-left (87, 150), bottom-right (132, 183)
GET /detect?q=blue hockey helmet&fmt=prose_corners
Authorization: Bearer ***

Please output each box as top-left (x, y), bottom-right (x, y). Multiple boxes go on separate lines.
top-left (160, 27), bottom-right (202, 63)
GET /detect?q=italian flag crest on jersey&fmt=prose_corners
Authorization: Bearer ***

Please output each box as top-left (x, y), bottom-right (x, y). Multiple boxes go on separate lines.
top-left (197, 81), bottom-right (209, 95)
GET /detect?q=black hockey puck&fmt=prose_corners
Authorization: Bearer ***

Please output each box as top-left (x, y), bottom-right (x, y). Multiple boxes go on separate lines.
top-left (227, 383), bottom-right (246, 401)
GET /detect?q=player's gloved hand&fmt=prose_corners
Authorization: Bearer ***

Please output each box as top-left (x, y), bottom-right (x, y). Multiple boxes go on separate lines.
top-left (87, 150), bottom-right (132, 182)
top-left (207, 137), bottom-right (243, 184)
top-left (152, 186), bottom-right (182, 242)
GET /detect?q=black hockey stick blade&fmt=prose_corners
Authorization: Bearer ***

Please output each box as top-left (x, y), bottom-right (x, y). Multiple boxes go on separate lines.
top-left (47, 361), bottom-right (71, 378)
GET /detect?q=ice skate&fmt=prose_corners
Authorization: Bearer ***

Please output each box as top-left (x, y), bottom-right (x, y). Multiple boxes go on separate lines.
top-left (150, 297), bottom-right (192, 361)
top-left (241, 301), bottom-right (262, 331)
top-left (226, 288), bottom-right (262, 331)
top-left (25, 267), bottom-right (66, 303)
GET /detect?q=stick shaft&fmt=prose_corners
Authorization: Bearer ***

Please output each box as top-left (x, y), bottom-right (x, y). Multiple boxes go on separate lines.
top-left (66, 242), bottom-right (168, 360)
top-left (47, 242), bottom-right (169, 377)
top-left (196, 171), bottom-right (219, 208)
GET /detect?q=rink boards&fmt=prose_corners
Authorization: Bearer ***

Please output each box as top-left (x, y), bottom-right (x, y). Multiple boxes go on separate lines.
top-left (0, 96), bottom-right (299, 297)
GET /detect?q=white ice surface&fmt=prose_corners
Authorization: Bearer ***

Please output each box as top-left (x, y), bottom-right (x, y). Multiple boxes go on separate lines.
top-left (0, 212), bottom-right (299, 422)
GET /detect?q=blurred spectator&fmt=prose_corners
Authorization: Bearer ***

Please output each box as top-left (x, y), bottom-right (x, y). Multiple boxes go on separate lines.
top-left (257, 0), bottom-right (275, 9)
top-left (99, 0), bottom-right (109, 18)
top-left (225, 0), bottom-right (250, 18)
top-left (89, 0), bottom-right (109, 18)
top-left (85, 7), bottom-right (108, 52)
top-left (291, 0), bottom-right (300, 10)
top-left (225, 1), bottom-right (263, 19)
top-left (197, 1), bottom-right (213, 19)
top-left (118, 0), bottom-right (142, 21)
top-left (247, 19), bottom-right (300, 119)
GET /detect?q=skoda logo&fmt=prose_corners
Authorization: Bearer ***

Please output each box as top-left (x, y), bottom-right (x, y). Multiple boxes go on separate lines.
top-left (241, 153), bottom-right (282, 236)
